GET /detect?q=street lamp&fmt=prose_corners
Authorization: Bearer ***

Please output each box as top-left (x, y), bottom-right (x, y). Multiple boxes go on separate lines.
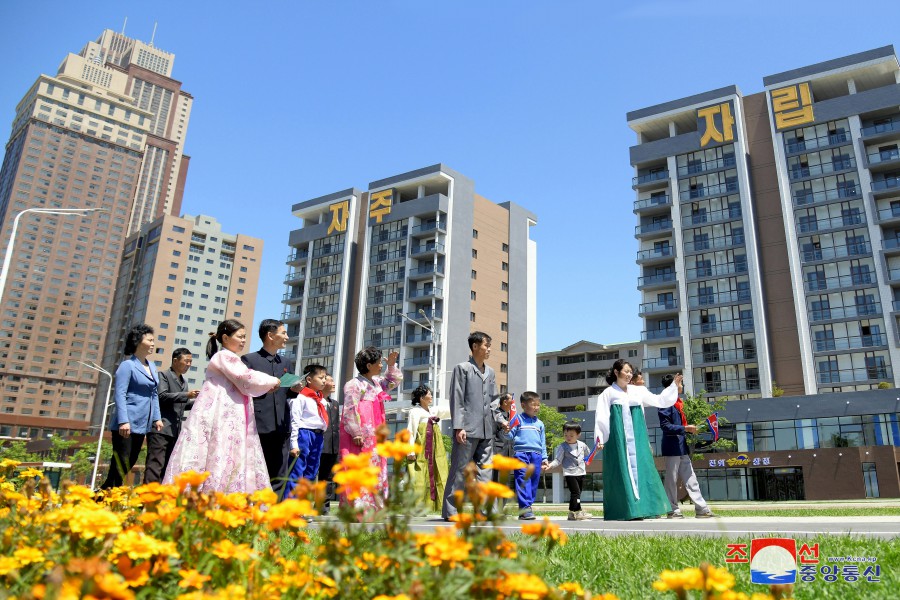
top-left (399, 311), bottom-right (438, 401)
top-left (76, 360), bottom-right (113, 490)
top-left (0, 207), bottom-right (106, 308)
top-left (417, 308), bottom-right (439, 402)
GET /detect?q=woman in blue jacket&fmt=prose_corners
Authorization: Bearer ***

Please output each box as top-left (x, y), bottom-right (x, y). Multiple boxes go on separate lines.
top-left (101, 324), bottom-right (163, 489)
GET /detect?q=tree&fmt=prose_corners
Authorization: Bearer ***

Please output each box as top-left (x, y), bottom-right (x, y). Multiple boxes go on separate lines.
top-left (537, 404), bottom-right (567, 459)
top-left (0, 441), bottom-right (40, 463)
top-left (680, 390), bottom-right (736, 459)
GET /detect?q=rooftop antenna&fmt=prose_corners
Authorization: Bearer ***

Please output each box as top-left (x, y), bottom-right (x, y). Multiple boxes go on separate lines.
top-left (149, 21), bottom-right (157, 47)
top-left (121, 16), bottom-right (127, 36)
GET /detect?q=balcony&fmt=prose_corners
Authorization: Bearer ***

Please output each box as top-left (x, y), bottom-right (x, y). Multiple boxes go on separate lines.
top-left (303, 345), bottom-right (336, 357)
top-left (371, 228), bottom-right (408, 245)
top-left (404, 355), bottom-right (433, 368)
top-left (683, 234), bottom-right (745, 254)
top-left (694, 378), bottom-right (760, 394)
top-left (280, 308), bottom-right (302, 323)
top-left (370, 249), bottom-right (407, 265)
top-left (872, 176), bottom-right (900, 195)
top-left (861, 120), bottom-right (900, 140)
top-left (877, 205), bottom-right (900, 225)
top-left (685, 261), bottom-right (748, 280)
top-left (284, 270), bottom-right (306, 285)
top-left (788, 158), bottom-right (856, 182)
top-left (688, 289), bottom-right (751, 308)
top-left (811, 333), bottom-right (888, 353)
top-left (793, 186), bottom-right (859, 208)
top-left (808, 304), bottom-right (881, 323)
top-left (797, 212), bottom-right (866, 234)
top-left (367, 292), bottom-right (405, 306)
top-left (676, 155), bottom-right (736, 177)
top-left (305, 324), bottom-right (338, 337)
top-left (313, 243), bottom-right (344, 258)
top-left (682, 206), bottom-right (743, 228)
top-left (282, 292), bottom-right (304, 304)
top-left (692, 348), bottom-right (757, 366)
top-left (307, 303), bottom-right (338, 317)
top-left (816, 367), bottom-right (892, 385)
top-left (638, 298), bottom-right (679, 316)
top-left (635, 219), bottom-right (673, 239)
top-left (883, 236), bottom-right (900, 257)
top-left (888, 268), bottom-right (900, 285)
top-left (408, 263), bottom-right (445, 279)
top-left (410, 221), bottom-right (446, 237)
top-left (637, 272), bottom-right (676, 290)
top-left (679, 181), bottom-right (738, 202)
top-left (286, 249), bottom-right (309, 264)
top-left (410, 242), bottom-right (445, 257)
top-left (632, 170), bottom-right (669, 189)
top-left (369, 271), bottom-right (405, 285)
top-left (633, 194), bottom-right (672, 214)
top-left (408, 287), bottom-right (443, 300)
top-left (309, 282), bottom-right (342, 297)
top-left (642, 355), bottom-right (683, 371)
top-left (641, 327), bottom-right (681, 342)
top-left (365, 314), bottom-right (403, 327)
top-left (804, 273), bottom-right (877, 292)
top-left (784, 131), bottom-right (850, 155)
top-left (690, 318), bottom-right (754, 336)
top-left (636, 246), bottom-right (675, 264)
top-left (799, 242), bottom-right (871, 264)
top-left (406, 309), bottom-right (443, 322)
top-left (406, 333), bottom-right (436, 346)
top-left (867, 148), bottom-right (900, 169)
top-left (310, 264), bottom-right (341, 277)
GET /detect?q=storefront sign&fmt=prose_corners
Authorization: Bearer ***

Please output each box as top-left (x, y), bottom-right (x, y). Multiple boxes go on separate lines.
top-left (708, 453), bottom-right (772, 467)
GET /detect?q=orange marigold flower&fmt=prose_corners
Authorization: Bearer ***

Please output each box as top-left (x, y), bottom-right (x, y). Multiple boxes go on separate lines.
top-left (476, 480), bottom-right (515, 500)
top-left (68, 506), bottom-right (125, 539)
top-left (703, 563), bottom-right (736, 592)
top-left (395, 429), bottom-right (411, 444)
top-left (495, 572), bottom-right (550, 600)
top-left (557, 581), bottom-right (585, 596)
top-left (214, 492), bottom-right (249, 511)
top-left (372, 595), bottom-right (411, 600)
top-left (332, 453), bottom-right (381, 501)
top-left (61, 484), bottom-right (95, 504)
top-left (116, 556), bottom-right (151, 588)
top-left (178, 569), bottom-right (211, 590)
top-left (376, 439), bottom-right (420, 461)
top-left (653, 567), bottom-right (705, 592)
top-left (520, 518), bottom-right (567, 545)
top-left (91, 572), bottom-right (136, 600)
top-left (173, 470), bottom-right (210, 492)
top-left (205, 508), bottom-right (248, 529)
top-left (450, 512), bottom-right (487, 529)
top-left (484, 455), bottom-right (527, 472)
top-left (111, 530), bottom-right (178, 561)
top-left (263, 498), bottom-right (314, 529)
top-left (249, 488), bottom-right (278, 506)
top-left (211, 539), bottom-right (254, 561)
top-left (415, 528), bottom-right (472, 568)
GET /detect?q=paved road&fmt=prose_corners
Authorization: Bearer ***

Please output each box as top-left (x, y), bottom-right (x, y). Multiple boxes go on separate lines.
top-left (402, 515), bottom-right (900, 539)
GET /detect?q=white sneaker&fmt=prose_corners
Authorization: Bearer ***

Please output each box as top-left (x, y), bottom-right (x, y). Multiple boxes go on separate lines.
top-left (576, 510), bottom-right (592, 520)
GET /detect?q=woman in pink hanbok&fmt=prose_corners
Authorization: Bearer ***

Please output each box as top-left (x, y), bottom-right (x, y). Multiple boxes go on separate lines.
top-left (163, 319), bottom-right (280, 493)
top-left (339, 346), bottom-right (402, 512)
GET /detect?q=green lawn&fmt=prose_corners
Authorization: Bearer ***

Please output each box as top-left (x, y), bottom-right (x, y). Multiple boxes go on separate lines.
top-left (516, 534), bottom-right (899, 600)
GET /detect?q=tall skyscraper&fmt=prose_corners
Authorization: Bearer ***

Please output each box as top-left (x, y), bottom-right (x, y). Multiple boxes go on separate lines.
top-left (282, 164), bottom-right (538, 407)
top-left (0, 28), bottom-right (192, 440)
top-left (628, 46), bottom-right (900, 398)
top-left (95, 214), bottom-right (262, 429)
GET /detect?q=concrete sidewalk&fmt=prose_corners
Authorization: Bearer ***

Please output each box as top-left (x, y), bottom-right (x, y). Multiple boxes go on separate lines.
top-left (528, 498), bottom-right (900, 512)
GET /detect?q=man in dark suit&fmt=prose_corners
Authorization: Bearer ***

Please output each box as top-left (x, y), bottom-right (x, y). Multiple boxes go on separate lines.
top-left (316, 374), bottom-right (340, 512)
top-left (658, 373), bottom-right (716, 519)
top-left (241, 319), bottom-right (301, 499)
top-left (144, 347), bottom-right (199, 483)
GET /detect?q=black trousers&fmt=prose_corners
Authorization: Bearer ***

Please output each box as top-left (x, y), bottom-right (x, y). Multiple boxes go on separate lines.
top-left (144, 432), bottom-right (176, 483)
top-left (317, 452), bottom-right (338, 505)
top-left (102, 430), bottom-right (146, 489)
top-left (565, 475), bottom-right (585, 512)
top-left (259, 430), bottom-right (290, 498)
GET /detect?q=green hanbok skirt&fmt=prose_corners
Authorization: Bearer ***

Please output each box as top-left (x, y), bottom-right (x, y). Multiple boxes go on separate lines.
top-left (407, 418), bottom-right (449, 512)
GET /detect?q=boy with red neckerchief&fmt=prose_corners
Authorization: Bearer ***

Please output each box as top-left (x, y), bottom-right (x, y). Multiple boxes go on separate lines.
top-left (284, 363), bottom-right (328, 500)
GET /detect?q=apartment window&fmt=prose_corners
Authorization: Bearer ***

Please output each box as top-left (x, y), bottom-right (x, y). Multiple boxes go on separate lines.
top-left (471, 270), bottom-right (477, 279)
top-left (472, 249), bottom-right (478, 259)
top-left (541, 359), bottom-right (550, 367)
top-left (501, 301), bottom-right (508, 311)
top-left (500, 364), bottom-right (508, 373)
top-left (541, 375), bottom-right (550, 384)
top-left (501, 262), bottom-right (509, 271)
top-left (628, 349), bottom-right (638, 357)
top-left (501, 322), bottom-right (508, 332)
top-left (502, 243), bottom-right (509, 252)
top-left (473, 229), bottom-right (479, 239)
top-left (470, 312), bottom-right (476, 322)
top-left (172, 225), bottom-right (185, 233)
top-left (471, 291), bottom-right (477, 300)
top-left (502, 282), bottom-right (508, 291)
top-left (501, 342), bottom-right (508, 352)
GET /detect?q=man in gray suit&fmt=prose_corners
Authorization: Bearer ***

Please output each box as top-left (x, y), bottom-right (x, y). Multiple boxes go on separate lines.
top-left (442, 331), bottom-right (496, 520)
top-left (144, 348), bottom-right (199, 483)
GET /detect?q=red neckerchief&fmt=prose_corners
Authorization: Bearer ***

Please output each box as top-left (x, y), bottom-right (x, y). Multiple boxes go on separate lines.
top-left (675, 397), bottom-right (687, 427)
top-left (300, 387), bottom-right (328, 428)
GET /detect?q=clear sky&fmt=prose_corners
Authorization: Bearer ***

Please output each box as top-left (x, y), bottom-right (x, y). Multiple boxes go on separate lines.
top-left (1, 1), bottom-right (898, 352)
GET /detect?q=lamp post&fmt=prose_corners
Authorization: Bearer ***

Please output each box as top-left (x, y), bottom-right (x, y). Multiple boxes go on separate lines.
top-left (0, 207), bottom-right (106, 308)
top-left (77, 361), bottom-right (112, 490)
top-left (399, 311), bottom-right (437, 400)
top-left (417, 308), bottom-right (439, 401)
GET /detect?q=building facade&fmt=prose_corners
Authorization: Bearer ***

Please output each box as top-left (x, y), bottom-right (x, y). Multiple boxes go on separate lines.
top-left (536, 340), bottom-right (643, 411)
top-left (96, 214), bottom-right (262, 419)
top-left (282, 164), bottom-right (538, 408)
top-left (629, 45), bottom-right (900, 399)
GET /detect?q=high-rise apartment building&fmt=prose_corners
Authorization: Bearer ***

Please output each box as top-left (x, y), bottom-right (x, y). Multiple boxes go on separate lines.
top-left (0, 29), bottom-right (192, 440)
top-left (283, 164), bottom-right (538, 406)
top-left (536, 340), bottom-right (643, 411)
top-left (629, 46), bottom-right (900, 398)
top-left (96, 214), bottom-right (262, 422)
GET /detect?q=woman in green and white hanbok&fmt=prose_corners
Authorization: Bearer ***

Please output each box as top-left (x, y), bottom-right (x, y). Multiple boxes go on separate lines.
top-left (405, 385), bottom-right (450, 512)
top-left (593, 360), bottom-right (682, 521)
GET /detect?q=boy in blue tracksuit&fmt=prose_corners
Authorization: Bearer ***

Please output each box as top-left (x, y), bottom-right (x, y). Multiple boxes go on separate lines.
top-left (508, 391), bottom-right (548, 520)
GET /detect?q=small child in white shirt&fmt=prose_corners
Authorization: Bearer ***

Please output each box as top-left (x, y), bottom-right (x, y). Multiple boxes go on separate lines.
top-left (546, 422), bottom-right (592, 521)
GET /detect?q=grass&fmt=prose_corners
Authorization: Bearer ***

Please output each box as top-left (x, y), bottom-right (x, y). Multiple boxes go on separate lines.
top-left (516, 533), bottom-right (900, 600)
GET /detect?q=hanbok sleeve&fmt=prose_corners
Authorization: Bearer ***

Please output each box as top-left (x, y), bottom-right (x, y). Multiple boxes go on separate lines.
top-left (433, 403), bottom-right (451, 420)
top-left (342, 380), bottom-right (364, 439)
top-left (289, 398), bottom-right (301, 450)
top-left (214, 351), bottom-right (279, 398)
top-left (593, 389), bottom-right (612, 445)
top-left (379, 364), bottom-right (403, 392)
top-left (406, 407), bottom-right (423, 439)
top-left (637, 382), bottom-right (679, 409)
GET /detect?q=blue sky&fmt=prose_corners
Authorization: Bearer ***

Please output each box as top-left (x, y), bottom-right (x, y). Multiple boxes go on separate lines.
top-left (1, 1), bottom-right (898, 352)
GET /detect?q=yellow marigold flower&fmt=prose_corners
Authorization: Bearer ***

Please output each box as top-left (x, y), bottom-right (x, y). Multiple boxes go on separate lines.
top-left (0, 556), bottom-right (20, 576)
top-left (415, 528), bottom-right (472, 568)
top-left (116, 556), bottom-right (151, 588)
top-left (557, 582), bottom-right (585, 596)
top-left (211, 539), bottom-right (254, 561)
top-left (68, 506), bottom-right (125, 539)
top-left (91, 572), bottom-right (136, 600)
top-left (174, 470), bottom-right (210, 492)
top-left (335, 451), bottom-right (376, 471)
top-left (18, 468), bottom-right (44, 479)
top-left (133, 482), bottom-right (176, 504)
top-left (14, 547), bottom-right (44, 565)
top-left (249, 488), bottom-right (278, 506)
top-left (704, 564), bottom-right (736, 592)
top-left (214, 492), bottom-right (249, 511)
top-left (395, 429), bottom-right (411, 443)
top-left (205, 508), bottom-right (248, 528)
top-left (0, 481), bottom-right (15, 493)
top-left (495, 572), bottom-right (550, 600)
top-left (111, 530), bottom-right (178, 561)
top-left (263, 498), bottom-right (314, 529)
top-left (450, 513), bottom-right (487, 528)
top-left (484, 455), bottom-right (527, 471)
top-left (332, 453), bottom-right (381, 501)
top-left (719, 592), bottom-right (752, 600)
top-left (372, 595), bottom-right (411, 600)
top-left (520, 518), bottom-right (568, 545)
top-left (0, 459), bottom-right (22, 469)
top-left (476, 480), bottom-right (515, 499)
top-left (178, 569), bottom-right (211, 589)
top-left (653, 567), bottom-right (705, 592)
top-left (62, 484), bottom-right (94, 504)
top-left (376, 439), bottom-right (420, 461)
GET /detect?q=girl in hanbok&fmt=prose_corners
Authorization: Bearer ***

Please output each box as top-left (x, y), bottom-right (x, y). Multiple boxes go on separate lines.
top-left (593, 359), bottom-right (682, 520)
top-left (405, 385), bottom-right (450, 512)
top-left (339, 346), bottom-right (402, 512)
top-left (163, 319), bottom-right (279, 493)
